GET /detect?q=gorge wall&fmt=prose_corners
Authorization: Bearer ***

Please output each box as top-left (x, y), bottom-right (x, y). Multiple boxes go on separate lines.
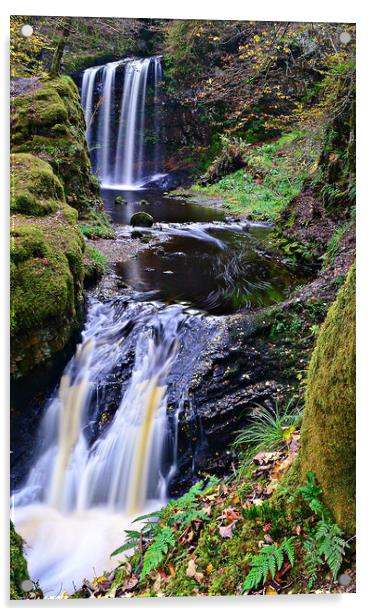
top-left (10, 76), bottom-right (107, 380)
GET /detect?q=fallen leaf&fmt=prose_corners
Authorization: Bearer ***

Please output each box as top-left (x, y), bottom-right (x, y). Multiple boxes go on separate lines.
top-left (265, 586), bottom-right (277, 595)
top-left (219, 521), bottom-right (237, 539)
top-left (186, 559), bottom-right (204, 584)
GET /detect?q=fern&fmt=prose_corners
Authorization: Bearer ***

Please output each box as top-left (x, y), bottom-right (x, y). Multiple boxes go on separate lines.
top-left (140, 526), bottom-right (175, 581)
top-left (168, 477), bottom-right (218, 529)
top-left (243, 537), bottom-right (295, 592)
top-left (315, 520), bottom-right (345, 579)
top-left (303, 537), bottom-right (323, 589)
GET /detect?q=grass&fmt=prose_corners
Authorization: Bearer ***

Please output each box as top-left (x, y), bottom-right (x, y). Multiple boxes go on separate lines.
top-left (234, 400), bottom-right (303, 465)
top-left (192, 128), bottom-right (323, 221)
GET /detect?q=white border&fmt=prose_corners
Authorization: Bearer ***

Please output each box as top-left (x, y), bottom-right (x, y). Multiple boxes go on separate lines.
top-left (1, 1), bottom-right (369, 614)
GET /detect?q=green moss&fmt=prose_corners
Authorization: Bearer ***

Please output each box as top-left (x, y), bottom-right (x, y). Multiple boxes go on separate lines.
top-left (300, 264), bottom-right (356, 534)
top-left (10, 522), bottom-right (29, 600)
top-left (10, 76), bottom-right (104, 216)
top-left (11, 153), bottom-right (64, 216)
top-left (84, 244), bottom-right (107, 284)
top-left (10, 210), bottom-right (84, 378)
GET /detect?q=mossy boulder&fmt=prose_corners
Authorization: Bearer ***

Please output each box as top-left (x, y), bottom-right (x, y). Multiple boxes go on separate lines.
top-left (10, 76), bottom-right (111, 378)
top-left (114, 195), bottom-right (127, 204)
top-left (130, 211), bottom-right (154, 227)
top-left (10, 76), bottom-right (104, 216)
top-left (10, 208), bottom-right (85, 378)
top-left (10, 153), bottom-right (85, 377)
top-left (10, 522), bottom-right (29, 600)
top-left (11, 153), bottom-right (64, 216)
top-left (83, 244), bottom-right (107, 285)
top-left (300, 264), bottom-right (356, 535)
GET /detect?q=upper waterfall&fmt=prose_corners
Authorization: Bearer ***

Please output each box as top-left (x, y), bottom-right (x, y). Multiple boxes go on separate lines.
top-left (80, 57), bottom-right (164, 190)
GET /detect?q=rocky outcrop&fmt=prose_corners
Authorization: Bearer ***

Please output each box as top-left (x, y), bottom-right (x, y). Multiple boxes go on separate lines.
top-left (10, 76), bottom-right (110, 380)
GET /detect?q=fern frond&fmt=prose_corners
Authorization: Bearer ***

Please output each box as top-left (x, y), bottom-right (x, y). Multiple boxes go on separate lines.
top-left (140, 526), bottom-right (175, 581)
top-left (242, 538), bottom-right (296, 592)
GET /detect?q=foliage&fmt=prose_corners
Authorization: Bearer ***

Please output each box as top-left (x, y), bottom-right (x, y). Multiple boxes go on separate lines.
top-left (167, 477), bottom-right (218, 529)
top-left (193, 128), bottom-right (322, 220)
top-left (295, 472), bottom-right (346, 587)
top-left (234, 400), bottom-right (302, 461)
top-left (323, 221), bottom-right (354, 266)
top-left (10, 16), bottom-right (53, 78)
top-left (140, 526), bottom-right (176, 580)
top-left (243, 537), bottom-right (295, 592)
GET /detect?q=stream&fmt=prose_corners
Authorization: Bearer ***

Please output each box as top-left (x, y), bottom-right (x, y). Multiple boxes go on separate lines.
top-left (11, 56), bottom-right (305, 596)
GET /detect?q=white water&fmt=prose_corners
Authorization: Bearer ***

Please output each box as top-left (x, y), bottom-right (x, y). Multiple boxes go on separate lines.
top-left (13, 300), bottom-right (192, 594)
top-left (80, 56), bottom-right (164, 189)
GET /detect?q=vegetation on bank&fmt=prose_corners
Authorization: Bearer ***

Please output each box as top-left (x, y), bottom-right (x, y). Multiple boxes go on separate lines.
top-left (190, 128), bottom-right (324, 220)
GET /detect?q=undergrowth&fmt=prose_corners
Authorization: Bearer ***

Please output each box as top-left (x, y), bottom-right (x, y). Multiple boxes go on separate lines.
top-left (191, 128), bottom-right (323, 220)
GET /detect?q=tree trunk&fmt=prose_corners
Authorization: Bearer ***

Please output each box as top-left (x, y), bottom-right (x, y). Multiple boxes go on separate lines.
top-left (300, 264), bottom-right (356, 535)
top-left (49, 18), bottom-right (72, 78)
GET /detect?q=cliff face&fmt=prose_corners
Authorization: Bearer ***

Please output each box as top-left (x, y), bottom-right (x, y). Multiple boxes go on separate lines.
top-left (10, 76), bottom-right (107, 379)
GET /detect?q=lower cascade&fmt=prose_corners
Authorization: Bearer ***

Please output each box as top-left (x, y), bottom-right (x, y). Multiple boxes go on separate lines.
top-left (13, 299), bottom-right (205, 593)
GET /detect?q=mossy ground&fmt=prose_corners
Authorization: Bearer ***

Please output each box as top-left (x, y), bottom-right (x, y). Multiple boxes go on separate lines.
top-left (84, 244), bottom-right (107, 285)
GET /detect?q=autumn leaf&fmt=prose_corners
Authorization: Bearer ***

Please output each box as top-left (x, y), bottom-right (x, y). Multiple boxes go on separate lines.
top-left (219, 520), bottom-right (237, 539)
top-left (186, 559), bottom-right (204, 583)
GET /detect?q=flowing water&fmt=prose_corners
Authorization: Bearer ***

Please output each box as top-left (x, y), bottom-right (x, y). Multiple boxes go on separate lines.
top-left (11, 56), bottom-right (305, 595)
top-left (80, 56), bottom-right (164, 189)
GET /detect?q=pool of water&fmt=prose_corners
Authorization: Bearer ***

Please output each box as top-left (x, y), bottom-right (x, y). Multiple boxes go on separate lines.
top-left (103, 188), bottom-right (305, 315)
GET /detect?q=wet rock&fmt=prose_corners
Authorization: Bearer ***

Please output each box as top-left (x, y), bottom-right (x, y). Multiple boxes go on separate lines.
top-left (139, 199), bottom-right (149, 206)
top-left (131, 229), bottom-right (143, 239)
top-left (130, 211), bottom-right (154, 227)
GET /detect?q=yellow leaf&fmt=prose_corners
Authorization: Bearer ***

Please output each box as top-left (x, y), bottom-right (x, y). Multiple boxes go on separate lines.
top-left (266, 586), bottom-right (277, 595)
top-left (282, 425), bottom-right (295, 442)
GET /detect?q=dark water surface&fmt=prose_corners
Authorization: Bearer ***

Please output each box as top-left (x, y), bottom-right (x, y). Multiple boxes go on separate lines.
top-left (103, 188), bottom-right (305, 315)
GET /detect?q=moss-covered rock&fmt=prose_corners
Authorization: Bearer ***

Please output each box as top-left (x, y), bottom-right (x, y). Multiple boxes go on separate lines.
top-left (10, 521), bottom-right (29, 600)
top-left (10, 153), bottom-right (64, 216)
top-left (10, 76), bottom-right (104, 216)
top-left (10, 76), bottom-right (112, 378)
top-left (10, 207), bottom-right (85, 378)
top-left (83, 244), bottom-right (107, 285)
top-left (130, 211), bottom-right (154, 227)
top-left (300, 264), bottom-right (356, 534)
top-left (10, 150), bottom-right (85, 378)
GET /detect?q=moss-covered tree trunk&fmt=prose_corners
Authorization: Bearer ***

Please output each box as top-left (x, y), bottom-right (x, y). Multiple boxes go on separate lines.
top-left (49, 18), bottom-right (73, 78)
top-left (300, 264), bottom-right (356, 535)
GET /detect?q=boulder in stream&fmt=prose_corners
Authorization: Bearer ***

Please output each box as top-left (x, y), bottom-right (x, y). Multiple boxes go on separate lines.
top-left (130, 211), bottom-right (154, 227)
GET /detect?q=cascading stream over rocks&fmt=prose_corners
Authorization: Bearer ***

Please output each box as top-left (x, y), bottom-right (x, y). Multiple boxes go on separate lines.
top-left (11, 54), bottom-right (303, 597)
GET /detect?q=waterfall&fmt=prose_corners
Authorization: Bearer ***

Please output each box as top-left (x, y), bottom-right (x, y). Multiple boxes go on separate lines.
top-left (14, 300), bottom-right (187, 514)
top-left (80, 57), bottom-right (164, 189)
top-left (80, 65), bottom-right (101, 151)
top-left (12, 299), bottom-right (195, 592)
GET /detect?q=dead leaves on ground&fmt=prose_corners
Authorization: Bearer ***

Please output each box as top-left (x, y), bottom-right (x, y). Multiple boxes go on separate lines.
top-left (75, 432), bottom-right (301, 599)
